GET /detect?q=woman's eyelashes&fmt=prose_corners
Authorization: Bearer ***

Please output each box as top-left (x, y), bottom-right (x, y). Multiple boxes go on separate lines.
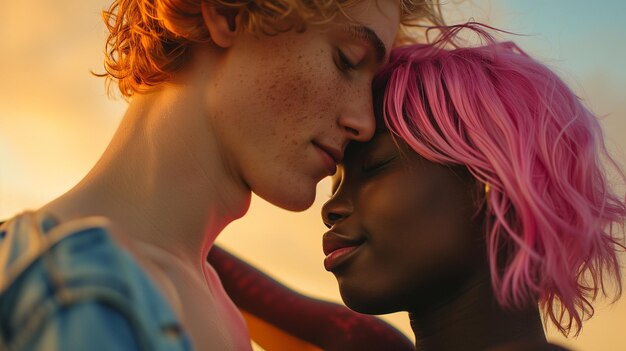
top-left (362, 155), bottom-right (398, 174)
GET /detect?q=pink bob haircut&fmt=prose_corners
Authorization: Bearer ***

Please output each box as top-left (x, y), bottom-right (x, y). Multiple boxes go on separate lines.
top-left (373, 24), bottom-right (626, 336)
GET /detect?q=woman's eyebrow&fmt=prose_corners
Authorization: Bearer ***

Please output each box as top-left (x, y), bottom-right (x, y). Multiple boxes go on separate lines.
top-left (330, 171), bottom-right (343, 195)
top-left (342, 24), bottom-right (387, 63)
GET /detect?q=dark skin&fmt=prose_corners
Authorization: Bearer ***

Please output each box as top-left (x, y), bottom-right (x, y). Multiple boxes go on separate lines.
top-left (322, 132), bottom-right (570, 351)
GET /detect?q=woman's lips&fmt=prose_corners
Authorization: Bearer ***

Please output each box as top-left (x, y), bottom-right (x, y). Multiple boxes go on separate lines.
top-left (323, 244), bottom-right (361, 271)
top-left (322, 231), bottom-right (364, 271)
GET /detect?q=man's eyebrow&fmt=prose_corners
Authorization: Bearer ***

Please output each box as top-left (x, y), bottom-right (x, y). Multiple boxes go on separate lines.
top-left (343, 24), bottom-right (387, 63)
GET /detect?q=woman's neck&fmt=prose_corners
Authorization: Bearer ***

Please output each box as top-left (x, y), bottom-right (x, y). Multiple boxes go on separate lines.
top-left (408, 273), bottom-right (547, 351)
top-left (40, 85), bottom-right (251, 270)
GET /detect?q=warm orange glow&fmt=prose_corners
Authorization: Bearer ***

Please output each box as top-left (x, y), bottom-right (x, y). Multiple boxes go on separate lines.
top-left (1, 1), bottom-right (625, 351)
top-left (242, 310), bottom-right (323, 351)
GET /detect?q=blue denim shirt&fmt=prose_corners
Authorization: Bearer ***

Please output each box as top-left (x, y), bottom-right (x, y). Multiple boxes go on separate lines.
top-left (0, 212), bottom-right (193, 351)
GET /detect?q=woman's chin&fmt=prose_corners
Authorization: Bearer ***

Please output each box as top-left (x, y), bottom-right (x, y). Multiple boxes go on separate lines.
top-left (340, 288), bottom-right (399, 315)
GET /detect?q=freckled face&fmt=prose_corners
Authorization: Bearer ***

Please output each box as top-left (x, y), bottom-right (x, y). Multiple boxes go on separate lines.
top-left (322, 133), bottom-right (485, 314)
top-left (206, 0), bottom-right (401, 211)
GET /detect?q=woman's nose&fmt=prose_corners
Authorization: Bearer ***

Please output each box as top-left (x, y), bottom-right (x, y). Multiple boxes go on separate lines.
top-left (322, 194), bottom-right (352, 228)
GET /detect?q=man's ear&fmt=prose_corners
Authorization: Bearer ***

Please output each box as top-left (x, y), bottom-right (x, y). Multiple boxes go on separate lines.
top-left (201, 3), bottom-right (241, 48)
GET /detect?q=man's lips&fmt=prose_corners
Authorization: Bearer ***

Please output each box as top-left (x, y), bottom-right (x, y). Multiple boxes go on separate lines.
top-left (322, 231), bottom-right (365, 271)
top-left (313, 141), bottom-right (342, 175)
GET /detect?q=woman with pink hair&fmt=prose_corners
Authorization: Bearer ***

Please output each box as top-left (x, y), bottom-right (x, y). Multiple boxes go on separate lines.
top-left (322, 27), bottom-right (626, 350)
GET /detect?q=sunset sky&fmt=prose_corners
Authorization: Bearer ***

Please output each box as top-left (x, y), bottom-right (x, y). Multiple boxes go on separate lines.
top-left (1, 1), bottom-right (625, 350)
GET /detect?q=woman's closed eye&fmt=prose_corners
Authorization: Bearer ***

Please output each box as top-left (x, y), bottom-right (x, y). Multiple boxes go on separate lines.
top-left (362, 156), bottom-right (398, 174)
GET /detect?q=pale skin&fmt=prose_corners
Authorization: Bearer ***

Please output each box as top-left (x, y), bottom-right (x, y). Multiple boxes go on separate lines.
top-left (38, 0), bottom-right (400, 349)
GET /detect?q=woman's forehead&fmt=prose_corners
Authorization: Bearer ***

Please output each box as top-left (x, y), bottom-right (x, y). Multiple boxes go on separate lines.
top-left (331, 132), bottom-right (400, 182)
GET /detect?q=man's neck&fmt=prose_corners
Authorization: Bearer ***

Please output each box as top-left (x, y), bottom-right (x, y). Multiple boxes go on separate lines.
top-left (39, 85), bottom-right (251, 270)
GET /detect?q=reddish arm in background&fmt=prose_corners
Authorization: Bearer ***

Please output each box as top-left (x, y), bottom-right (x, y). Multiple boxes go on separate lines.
top-left (208, 245), bottom-right (414, 351)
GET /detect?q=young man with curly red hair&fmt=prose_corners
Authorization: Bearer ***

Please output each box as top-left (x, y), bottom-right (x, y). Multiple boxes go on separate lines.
top-left (0, 0), bottom-right (442, 350)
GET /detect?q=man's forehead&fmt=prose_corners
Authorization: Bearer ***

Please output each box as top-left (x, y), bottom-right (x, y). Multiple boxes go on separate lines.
top-left (339, 0), bottom-right (401, 50)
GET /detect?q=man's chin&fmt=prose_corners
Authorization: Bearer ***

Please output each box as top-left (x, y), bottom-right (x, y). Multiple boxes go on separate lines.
top-left (258, 187), bottom-right (316, 212)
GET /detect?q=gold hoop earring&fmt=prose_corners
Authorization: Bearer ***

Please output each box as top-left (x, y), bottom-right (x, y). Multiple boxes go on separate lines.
top-left (484, 182), bottom-right (491, 207)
